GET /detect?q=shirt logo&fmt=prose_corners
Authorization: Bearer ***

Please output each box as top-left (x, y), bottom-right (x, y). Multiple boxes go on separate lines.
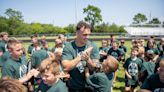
top-left (19, 65), bottom-right (27, 78)
top-left (111, 52), bottom-right (118, 59)
top-left (128, 63), bottom-right (138, 76)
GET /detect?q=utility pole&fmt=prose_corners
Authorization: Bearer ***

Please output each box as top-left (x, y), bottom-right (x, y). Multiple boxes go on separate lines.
top-left (75, 0), bottom-right (77, 25)
top-left (149, 12), bottom-right (151, 23)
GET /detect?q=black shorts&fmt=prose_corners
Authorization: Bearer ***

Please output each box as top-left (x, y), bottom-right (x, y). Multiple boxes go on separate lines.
top-left (125, 76), bottom-right (138, 88)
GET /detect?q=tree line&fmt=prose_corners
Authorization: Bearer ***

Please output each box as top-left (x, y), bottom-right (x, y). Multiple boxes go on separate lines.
top-left (0, 5), bottom-right (162, 35)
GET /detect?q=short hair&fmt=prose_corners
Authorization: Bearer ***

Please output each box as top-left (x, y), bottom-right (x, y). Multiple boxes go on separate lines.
top-left (0, 77), bottom-right (27, 92)
top-left (0, 32), bottom-right (8, 37)
top-left (112, 40), bottom-right (119, 45)
top-left (30, 34), bottom-right (38, 39)
top-left (7, 38), bottom-right (22, 49)
top-left (58, 34), bottom-right (64, 39)
top-left (33, 41), bottom-right (41, 47)
top-left (76, 21), bottom-right (91, 31)
top-left (41, 35), bottom-right (46, 39)
top-left (102, 39), bottom-right (107, 43)
top-left (131, 46), bottom-right (139, 52)
top-left (39, 58), bottom-right (60, 75)
top-left (105, 55), bottom-right (119, 72)
top-left (145, 51), bottom-right (155, 61)
top-left (147, 39), bottom-right (156, 47)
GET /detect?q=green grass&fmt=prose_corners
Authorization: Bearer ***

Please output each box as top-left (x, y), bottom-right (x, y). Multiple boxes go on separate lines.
top-left (16, 35), bottom-right (121, 40)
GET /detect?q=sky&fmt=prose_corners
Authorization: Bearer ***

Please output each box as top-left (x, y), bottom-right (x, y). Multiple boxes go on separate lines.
top-left (0, 0), bottom-right (164, 27)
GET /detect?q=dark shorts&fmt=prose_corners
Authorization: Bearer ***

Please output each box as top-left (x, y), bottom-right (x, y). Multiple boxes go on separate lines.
top-left (125, 76), bottom-right (138, 88)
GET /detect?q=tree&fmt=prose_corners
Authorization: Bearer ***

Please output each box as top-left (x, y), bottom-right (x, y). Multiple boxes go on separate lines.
top-left (64, 24), bottom-right (75, 33)
top-left (0, 16), bottom-right (9, 32)
top-left (83, 5), bottom-right (102, 31)
top-left (4, 8), bottom-right (24, 35)
top-left (133, 13), bottom-right (147, 24)
top-left (5, 8), bottom-right (23, 21)
top-left (150, 18), bottom-right (161, 24)
top-left (95, 22), bottom-right (110, 32)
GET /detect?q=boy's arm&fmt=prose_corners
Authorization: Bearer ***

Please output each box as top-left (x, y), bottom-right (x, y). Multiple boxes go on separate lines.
top-left (85, 67), bottom-right (90, 78)
top-left (19, 69), bottom-right (39, 84)
top-left (125, 69), bottom-right (132, 79)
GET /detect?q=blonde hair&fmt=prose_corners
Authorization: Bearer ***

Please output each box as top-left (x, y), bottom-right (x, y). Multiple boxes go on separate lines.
top-left (138, 47), bottom-right (145, 54)
top-left (7, 38), bottom-right (22, 49)
top-left (0, 32), bottom-right (8, 37)
top-left (0, 77), bottom-right (27, 92)
top-left (39, 58), bottom-right (59, 75)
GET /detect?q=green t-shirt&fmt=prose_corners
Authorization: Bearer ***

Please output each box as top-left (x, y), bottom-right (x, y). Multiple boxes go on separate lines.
top-left (99, 47), bottom-right (109, 62)
top-left (119, 45), bottom-right (127, 59)
top-left (27, 43), bottom-right (34, 54)
top-left (123, 57), bottom-right (142, 85)
top-left (99, 47), bottom-right (109, 53)
top-left (62, 40), bottom-right (100, 90)
top-left (47, 79), bottom-right (68, 92)
top-left (0, 51), bottom-right (10, 66)
top-left (141, 61), bottom-right (155, 79)
top-left (141, 73), bottom-right (164, 92)
top-left (0, 40), bottom-right (7, 53)
top-left (31, 49), bottom-right (49, 68)
top-left (145, 47), bottom-right (160, 55)
top-left (2, 56), bottom-right (27, 79)
top-left (107, 48), bottom-right (124, 60)
top-left (119, 45), bottom-right (127, 53)
top-left (38, 79), bottom-right (68, 92)
top-left (86, 72), bottom-right (111, 92)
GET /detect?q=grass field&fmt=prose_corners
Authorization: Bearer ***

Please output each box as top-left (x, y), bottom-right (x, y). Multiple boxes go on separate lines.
top-left (16, 35), bottom-right (121, 40)
top-left (1, 40), bottom-right (132, 92)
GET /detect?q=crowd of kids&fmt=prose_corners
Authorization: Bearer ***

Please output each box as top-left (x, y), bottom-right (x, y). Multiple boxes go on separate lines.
top-left (0, 21), bottom-right (163, 92)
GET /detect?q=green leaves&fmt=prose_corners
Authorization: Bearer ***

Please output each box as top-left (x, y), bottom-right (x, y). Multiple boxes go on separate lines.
top-left (83, 5), bottom-right (102, 31)
top-left (133, 13), bottom-right (147, 24)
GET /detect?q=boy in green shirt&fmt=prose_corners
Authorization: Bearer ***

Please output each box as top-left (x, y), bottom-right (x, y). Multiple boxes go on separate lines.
top-left (0, 32), bottom-right (8, 56)
top-left (119, 39), bottom-right (127, 63)
top-left (0, 32), bottom-right (9, 66)
top-left (27, 34), bottom-right (38, 55)
top-left (2, 38), bottom-right (38, 84)
top-left (123, 47), bottom-right (142, 92)
top-left (85, 55), bottom-right (119, 92)
top-left (107, 40), bottom-right (124, 86)
top-left (38, 58), bottom-right (69, 92)
top-left (99, 40), bottom-right (109, 62)
top-left (31, 42), bottom-right (49, 69)
top-left (145, 39), bottom-right (159, 62)
top-left (141, 58), bottom-right (164, 92)
top-left (140, 50), bottom-right (156, 83)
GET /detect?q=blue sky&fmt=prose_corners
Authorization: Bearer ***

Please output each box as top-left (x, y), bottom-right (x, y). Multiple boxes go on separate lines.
top-left (0, 0), bottom-right (164, 26)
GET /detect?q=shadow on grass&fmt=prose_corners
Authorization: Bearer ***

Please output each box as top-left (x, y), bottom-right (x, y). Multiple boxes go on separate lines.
top-left (116, 76), bottom-right (125, 83)
top-left (113, 86), bottom-right (124, 92)
top-left (112, 75), bottom-right (125, 92)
